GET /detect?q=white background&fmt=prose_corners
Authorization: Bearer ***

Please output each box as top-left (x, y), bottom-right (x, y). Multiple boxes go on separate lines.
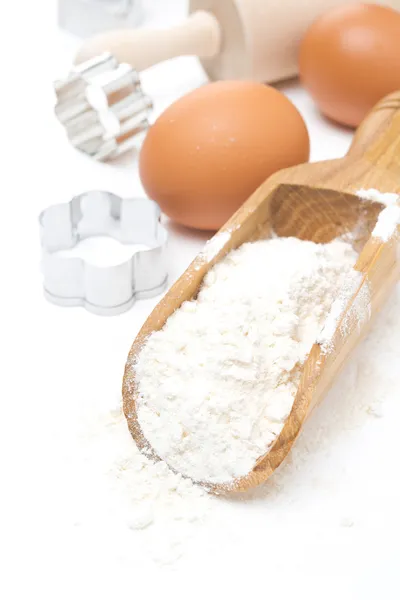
top-left (1, 1), bottom-right (399, 598)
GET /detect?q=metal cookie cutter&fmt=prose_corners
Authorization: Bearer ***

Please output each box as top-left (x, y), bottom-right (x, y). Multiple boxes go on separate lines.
top-left (39, 191), bottom-right (168, 316)
top-left (54, 53), bottom-right (152, 161)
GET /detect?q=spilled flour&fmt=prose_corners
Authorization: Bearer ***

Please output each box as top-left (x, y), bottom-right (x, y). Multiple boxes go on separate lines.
top-left (76, 408), bottom-right (212, 565)
top-left (134, 236), bottom-right (358, 485)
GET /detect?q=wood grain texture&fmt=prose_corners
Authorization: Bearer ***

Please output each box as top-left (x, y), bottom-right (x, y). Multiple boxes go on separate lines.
top-left (123, 91), bottom-right (400, 493)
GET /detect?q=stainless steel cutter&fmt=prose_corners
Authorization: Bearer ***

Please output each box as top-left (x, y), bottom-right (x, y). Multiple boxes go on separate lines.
top-left (39, 191), bottom-right (168, 316)
top-left (54, 53), bottom-right (152, 161)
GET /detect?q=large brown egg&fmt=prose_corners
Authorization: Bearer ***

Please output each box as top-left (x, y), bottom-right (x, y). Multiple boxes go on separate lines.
top-left (299, 4), bottom-right (400, 128)
top-left (139, 81), bottom-right (309, 231)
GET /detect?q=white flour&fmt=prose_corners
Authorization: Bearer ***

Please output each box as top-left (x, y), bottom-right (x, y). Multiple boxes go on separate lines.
top-left (317, 187), bottom-right (400, 350)
top-left (135, 237), bottom-right (358, 485)
top-left (357, 188), bottom-right (399, 207)
top-left (357, 188), bottom-right (400, 242)
top-left (200, 230), bottom-right (231, 262)
top-left (318, 271), bottom-right (371, 352)
top-left (372, 205), bottom-right (400, 242)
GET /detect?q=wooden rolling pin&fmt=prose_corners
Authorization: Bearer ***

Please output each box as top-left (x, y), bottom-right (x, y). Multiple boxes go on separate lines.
top-left (123, 91), bottom-right (400, 492)
top-left (76, 0), bottom-right (399, 83)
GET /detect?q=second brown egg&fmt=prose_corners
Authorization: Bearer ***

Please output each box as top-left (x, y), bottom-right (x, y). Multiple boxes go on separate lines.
top-left (299, 4), bottom-right (400, 128)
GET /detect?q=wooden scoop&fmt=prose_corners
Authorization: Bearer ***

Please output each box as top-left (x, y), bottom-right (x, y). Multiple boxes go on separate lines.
top-left (123, 92), bottom-right (400, 493)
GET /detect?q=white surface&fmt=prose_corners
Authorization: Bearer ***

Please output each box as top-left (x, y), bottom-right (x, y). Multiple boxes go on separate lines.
top-left (1, 2), bottom-right (399, 599)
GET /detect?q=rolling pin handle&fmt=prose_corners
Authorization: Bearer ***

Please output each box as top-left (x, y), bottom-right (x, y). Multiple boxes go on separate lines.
top-left (75, 11), bottom-right (222, 72)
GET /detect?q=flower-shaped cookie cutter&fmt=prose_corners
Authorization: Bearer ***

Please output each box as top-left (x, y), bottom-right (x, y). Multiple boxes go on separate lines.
top-left (54, 53), bottom-right (152, 161)
top-left (39, 191), bottom-right (168, 316)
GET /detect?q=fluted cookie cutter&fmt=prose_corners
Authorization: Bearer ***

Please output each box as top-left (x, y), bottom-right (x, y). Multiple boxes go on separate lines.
top-left (54, 53), bottom-right (152, 161)
top-left (39, 191), bottom-right (168, 316)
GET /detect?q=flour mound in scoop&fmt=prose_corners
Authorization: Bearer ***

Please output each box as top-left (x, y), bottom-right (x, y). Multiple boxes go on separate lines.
top-left (135, 237), bottom-right (357, 485)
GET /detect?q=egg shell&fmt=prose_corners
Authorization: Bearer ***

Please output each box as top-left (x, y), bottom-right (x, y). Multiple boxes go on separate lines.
top-left (299, 4), bottom-right (400, 128)
top-left (139, 81), bottom-right (310, 231)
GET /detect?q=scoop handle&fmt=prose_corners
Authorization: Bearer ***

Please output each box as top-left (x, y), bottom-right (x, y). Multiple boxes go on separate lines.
top-left (75, 11), bottom-right (221, 71)
top-left (347, 91), bottom-right (400, 178)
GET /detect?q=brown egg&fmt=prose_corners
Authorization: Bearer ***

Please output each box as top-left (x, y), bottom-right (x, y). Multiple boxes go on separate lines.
top-left (139, 81), bottom-right (309, 231)
top-left (299, 4), bottom-right (400, 128)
